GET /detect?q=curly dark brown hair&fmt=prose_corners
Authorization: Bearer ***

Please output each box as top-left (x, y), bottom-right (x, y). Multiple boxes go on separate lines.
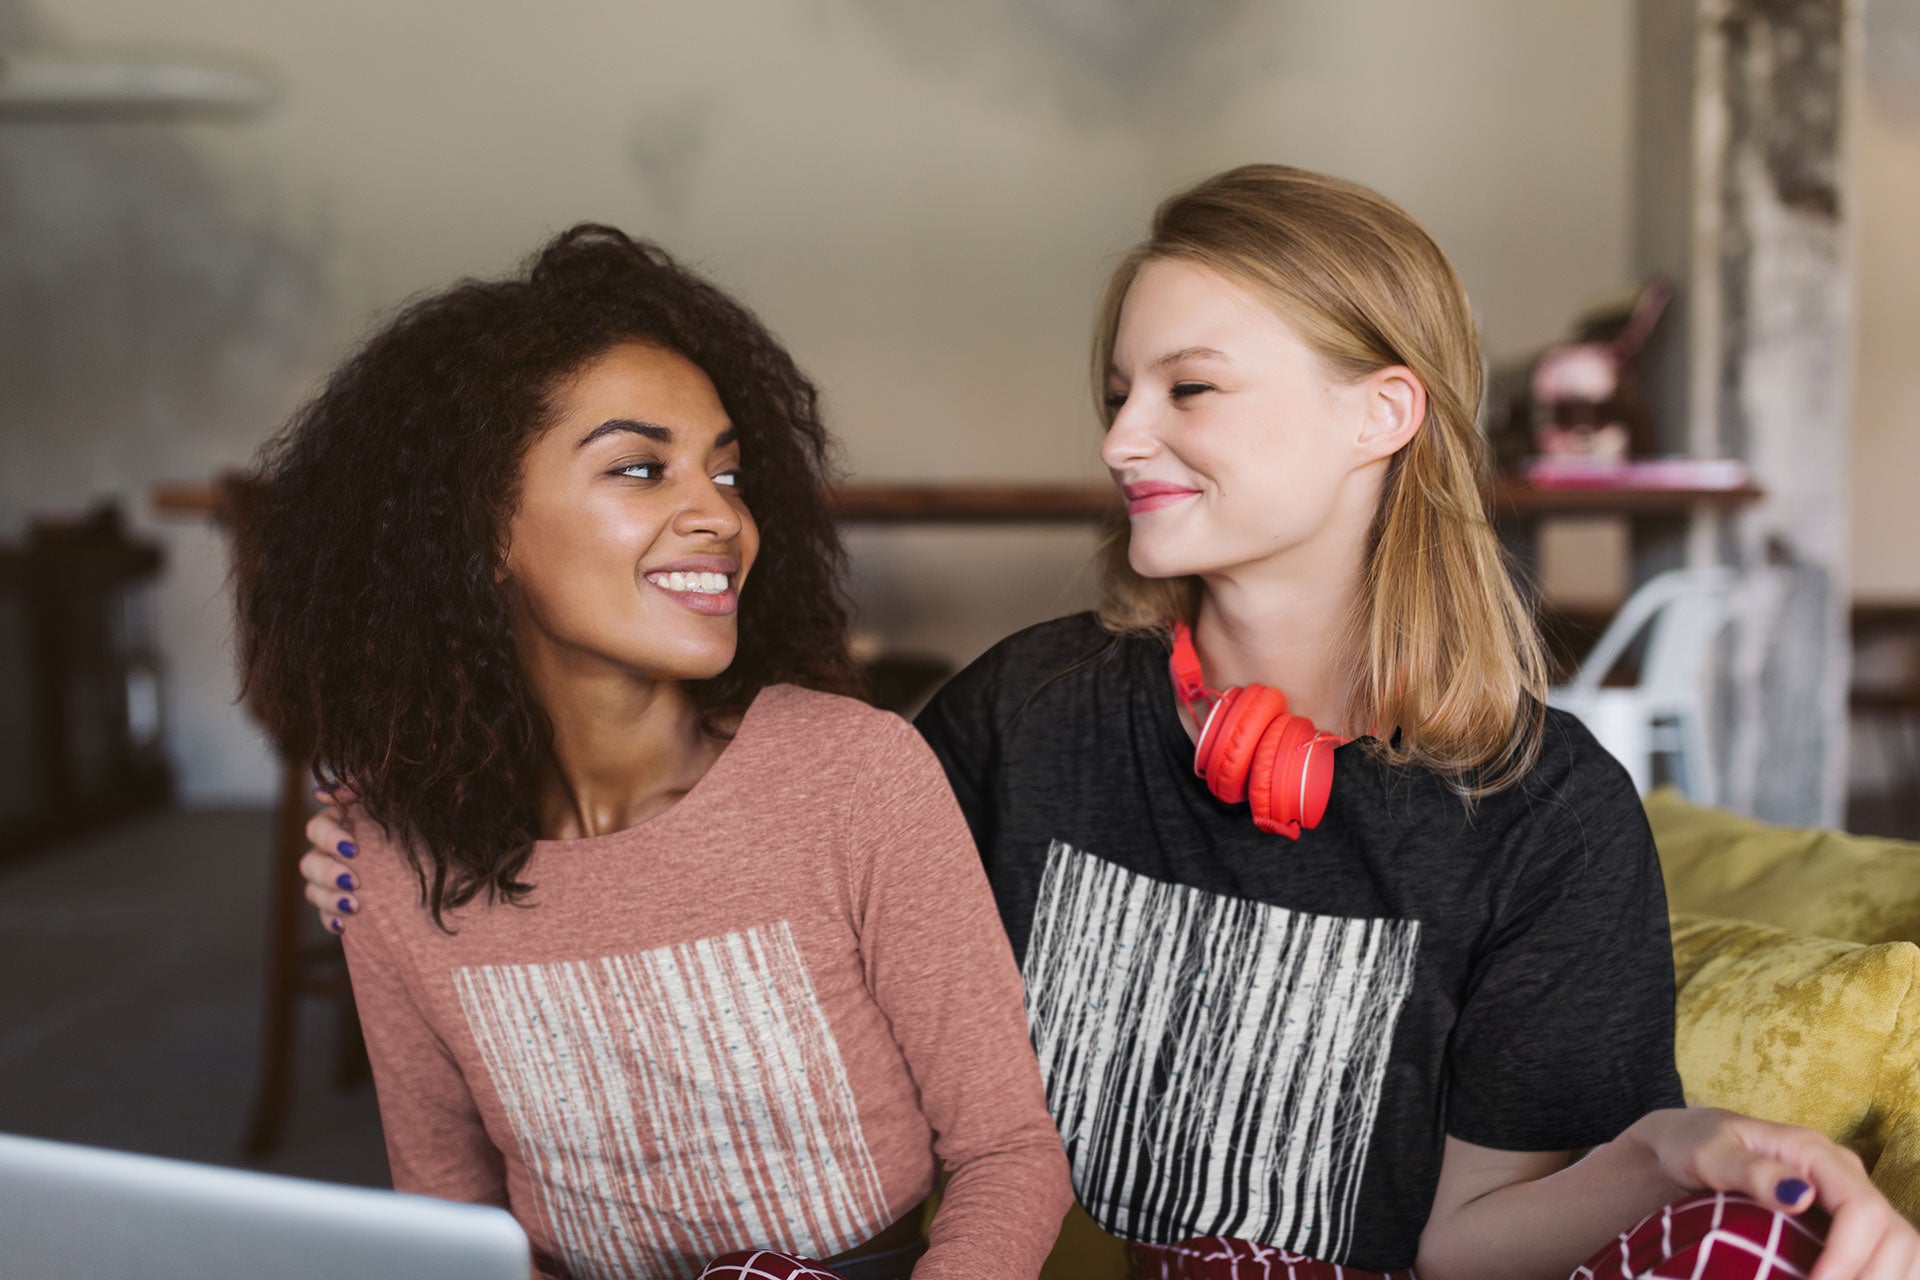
top-left (232, 225), bottom-right (864, 926)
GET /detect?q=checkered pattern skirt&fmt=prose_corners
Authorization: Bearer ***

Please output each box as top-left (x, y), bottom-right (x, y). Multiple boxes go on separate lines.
top-left (696, 1241), bottom-right (919, 1280)
top-left (1123, 1192), bottom-right (1828, 1280)
top-left (693, 1191), bottom-right (1826, 1280)
top-left (697, 1253), bottom-right (850, 1280)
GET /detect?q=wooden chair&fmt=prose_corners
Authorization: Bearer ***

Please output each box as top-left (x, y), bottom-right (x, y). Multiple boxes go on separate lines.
top-left (243, 747), bottom-right (369, 1159)
top-left (185, 476), bottom-right (366, 1160)
top-left (1850, 603), bottom-right (1920, 837)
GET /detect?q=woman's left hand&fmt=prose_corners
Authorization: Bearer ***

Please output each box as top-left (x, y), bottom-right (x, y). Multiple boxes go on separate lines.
top-left (1631, 1106), bottom-right (1920, 1280)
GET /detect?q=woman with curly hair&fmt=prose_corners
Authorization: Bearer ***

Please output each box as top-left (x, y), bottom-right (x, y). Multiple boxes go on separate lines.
top-left (231, 225), bottom-right (1070, 1280)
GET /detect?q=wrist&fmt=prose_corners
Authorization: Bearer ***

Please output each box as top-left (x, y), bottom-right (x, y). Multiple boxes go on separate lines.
top-left (1621, 1107), bottom-right (1697, 1201)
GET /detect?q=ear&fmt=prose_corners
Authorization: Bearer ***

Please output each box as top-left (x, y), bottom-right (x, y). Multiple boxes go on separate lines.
top-left (1354, 365), bottom-right (1426, 464)
top-left (493, 531), bottom-right (514, 587)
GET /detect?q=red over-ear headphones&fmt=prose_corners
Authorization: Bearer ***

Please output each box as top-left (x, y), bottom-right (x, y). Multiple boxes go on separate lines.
top-left (1168, 620), bottom-right (1344, 839)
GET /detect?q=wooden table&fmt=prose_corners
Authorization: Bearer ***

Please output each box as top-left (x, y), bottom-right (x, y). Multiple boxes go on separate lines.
top-left (153, 476), bottom-right (1124, 525)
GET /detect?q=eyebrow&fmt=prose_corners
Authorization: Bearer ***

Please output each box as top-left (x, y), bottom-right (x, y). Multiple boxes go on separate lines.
top-left (1153, 346), bottom-right (1230, 370)
top-left (1106, 347), bottom-right (1232, 380)
top-left (575, 419), bottom-right (739, 450)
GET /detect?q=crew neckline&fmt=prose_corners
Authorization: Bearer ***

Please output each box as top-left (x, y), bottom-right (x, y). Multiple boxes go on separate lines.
top-left (528, 685), bottom-right (773, 856)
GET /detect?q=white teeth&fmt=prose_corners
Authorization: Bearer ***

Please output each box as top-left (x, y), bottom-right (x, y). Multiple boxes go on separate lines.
top-left (649, 570), bottom-right (731, 595)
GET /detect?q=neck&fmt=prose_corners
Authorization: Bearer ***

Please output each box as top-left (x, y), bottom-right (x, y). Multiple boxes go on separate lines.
top-left (1185, 468), bottom-right (1379, 739)
top-left (520, 637), bottom-right (726, 841)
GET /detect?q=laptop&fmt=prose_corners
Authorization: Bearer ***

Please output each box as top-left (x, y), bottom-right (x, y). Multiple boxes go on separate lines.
top-left (0, 1132), bottom-right (530, 1280)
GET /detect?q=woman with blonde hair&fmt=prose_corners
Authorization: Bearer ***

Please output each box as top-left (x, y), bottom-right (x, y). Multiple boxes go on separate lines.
top-left (300, 167), bottom-right (1915, 1279)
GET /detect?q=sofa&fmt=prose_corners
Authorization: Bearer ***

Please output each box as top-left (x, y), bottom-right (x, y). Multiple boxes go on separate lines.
top-left (1032, 789), bottom-right (1920, 1276)
top-left (1651, 787), bottom-right (1920, 1223)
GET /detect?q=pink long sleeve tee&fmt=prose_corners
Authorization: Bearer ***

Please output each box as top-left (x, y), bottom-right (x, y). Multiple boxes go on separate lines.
top-left (340, 685), bottom-right (1070, 1280)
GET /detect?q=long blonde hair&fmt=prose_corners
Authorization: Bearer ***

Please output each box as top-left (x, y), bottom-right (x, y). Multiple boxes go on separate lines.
top-left (1091, 164), bottom-right (1546, 795)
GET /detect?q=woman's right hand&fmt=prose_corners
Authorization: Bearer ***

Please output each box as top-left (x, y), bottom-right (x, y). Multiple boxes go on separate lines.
top-left (1632, 1106), bottom-right (1920, 1280)
top-left (300, 786), bottom-right (361, 935)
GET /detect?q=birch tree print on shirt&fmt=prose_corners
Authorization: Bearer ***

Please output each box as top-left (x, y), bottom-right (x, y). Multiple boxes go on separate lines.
top-left (454, 921), bottom-right (889, 1278)
top-left (1023, 841), bottom-right (1420, 1263)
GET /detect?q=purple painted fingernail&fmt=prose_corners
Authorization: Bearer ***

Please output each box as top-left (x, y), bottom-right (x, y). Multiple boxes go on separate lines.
top-left (337, 840), bottom-right (356, 858)
top-left (328, 917), bottom-right (344, 934)
top-left (337, 898), bottom-right (355, 915)
top-left (1777, 1178), bottom-right (1811, 1206)
top-left (336, 873), bottom-right (355, 891)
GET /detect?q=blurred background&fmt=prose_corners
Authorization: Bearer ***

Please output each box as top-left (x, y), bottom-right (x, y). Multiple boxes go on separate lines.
top-left (0, 0), bottom-right (1914, 1202)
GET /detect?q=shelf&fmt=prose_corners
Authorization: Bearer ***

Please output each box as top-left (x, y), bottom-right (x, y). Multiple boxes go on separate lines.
top-left (1489, 474), bottom-right (1763, 517)
top-left (828, 482), bottom-right (1115, 523)
top-left (153, 472), bottom-right (1765, 527)
top-left (0, 51), bottom-right (274, 118)
top-left (153, 477), bottom-right (1123, 526)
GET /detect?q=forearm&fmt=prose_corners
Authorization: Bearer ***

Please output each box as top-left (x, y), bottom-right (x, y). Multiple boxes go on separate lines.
top-left (914, 1135), bottom-right (1072, 1280)
top-left (1416, 1121), bottom-right (1684, 1280)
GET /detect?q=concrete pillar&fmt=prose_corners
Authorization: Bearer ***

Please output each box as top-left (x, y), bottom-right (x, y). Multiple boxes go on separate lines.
top-left (1633, 0), bottom-right (1858, 825)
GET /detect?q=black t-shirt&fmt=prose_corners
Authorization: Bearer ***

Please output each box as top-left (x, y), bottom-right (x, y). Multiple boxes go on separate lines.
top-left (912, 613), bottom-right (1684, 1272)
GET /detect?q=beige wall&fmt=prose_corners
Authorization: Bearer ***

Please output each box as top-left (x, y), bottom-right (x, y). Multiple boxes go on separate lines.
top-left (2, 0), bottom-right (1636, 801)
top-left (1851, 74), bottom-right (1920, 601)
top-left (1844, 12), bottom-right (1920, 801)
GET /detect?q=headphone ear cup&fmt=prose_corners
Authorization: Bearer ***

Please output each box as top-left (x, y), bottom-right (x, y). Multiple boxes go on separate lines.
top-left (1297, 732), bottom-right (1342, 830)
top-left (1195, 684), bottom-right (1287, 805)
top-left (1249, 715), bottom-right (1317, 839)
top-left (1192, 686), bottom-right (1239, 784)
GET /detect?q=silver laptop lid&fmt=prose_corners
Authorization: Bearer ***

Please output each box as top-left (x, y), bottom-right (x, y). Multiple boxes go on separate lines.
top-left (0, 1132), bottom-right (530, 1280)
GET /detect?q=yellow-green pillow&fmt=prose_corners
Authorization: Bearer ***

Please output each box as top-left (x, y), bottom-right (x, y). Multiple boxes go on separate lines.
top-left (1650, 788), bottom-right (1920, 946)
top-left (1040, 1204), bottom-right (1127, 1280)
top-left (1671, 911), bottom-right (1920, 1220)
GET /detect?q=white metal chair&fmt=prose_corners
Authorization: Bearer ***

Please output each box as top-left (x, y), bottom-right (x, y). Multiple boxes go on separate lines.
top-left (1547, 567), bottom-right (1738, 802)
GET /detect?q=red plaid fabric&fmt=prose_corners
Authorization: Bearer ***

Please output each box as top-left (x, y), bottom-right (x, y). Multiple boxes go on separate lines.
top-left (1126, 1191), bottom-right (1827, 1280)
top-left (698, 1250), bottom-right (849, 1280)
top-left (1127, 1234), bottom-right (1417, 1279)
top-left (1574, 1192), bottom-right (1828, 1280)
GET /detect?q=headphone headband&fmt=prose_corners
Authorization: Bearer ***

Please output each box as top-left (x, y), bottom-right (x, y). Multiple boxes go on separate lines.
top-left (1168, 620), bottom-right (1212, 705)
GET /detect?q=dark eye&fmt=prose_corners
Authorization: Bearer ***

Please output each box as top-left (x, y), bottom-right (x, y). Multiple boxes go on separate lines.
top-left (615, 461), bottom-right (662, 480)
top-left (1103, 390), bottom-right (1128, 412)
top-left (1171, 382), bottom-right (1214, 400)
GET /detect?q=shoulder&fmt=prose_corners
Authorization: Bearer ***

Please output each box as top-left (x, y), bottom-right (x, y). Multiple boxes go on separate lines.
top-left (919, 612), bottom-right (1130, 727)
top-left (751, 682), bottom-right (911, 744)
top-left (749, 682), bottom-right (928, 771)
top-left (339, 803), bottom-right (411, 884)
top-left (969, 611), bottom-right (1122, 682)
top-left (1476, 703), bottom-right (1660, 903)
top-left (1510, 703), bottom-right (1648, 839)
top-left (335, 803), bottom-right (429, 932)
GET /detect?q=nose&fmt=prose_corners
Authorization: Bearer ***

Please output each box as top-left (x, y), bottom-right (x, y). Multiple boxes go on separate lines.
top-left (670, 475), bottom-right (745, 542)
top-left (1099, 395), bottom-right (1160, 473)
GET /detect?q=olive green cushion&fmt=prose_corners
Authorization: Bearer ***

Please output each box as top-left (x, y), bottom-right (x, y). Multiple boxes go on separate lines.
top-left (1040, 1204), bottom-right (1127, 1280)
top-left (1670, 911), bottom-right (1920, 1222)
top-left (1647, 786), bottom-right (1920, 1220)
top-left (1648, 787), bottom-right (1920, 947)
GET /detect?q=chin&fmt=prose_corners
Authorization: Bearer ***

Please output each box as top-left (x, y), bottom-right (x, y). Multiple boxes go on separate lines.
top-left (659, 642), bottom-right (738, 683)
top-left (1127, 535), bottom-right (1212, 582)
top-left (605, 629), bottom-right (737, 683)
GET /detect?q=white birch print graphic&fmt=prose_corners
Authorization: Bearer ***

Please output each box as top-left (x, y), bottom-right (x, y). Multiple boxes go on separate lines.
top-left (454, 921), bottom-right (889, 1279)
top-left (1023, 841), bottom-right (1420, 1263)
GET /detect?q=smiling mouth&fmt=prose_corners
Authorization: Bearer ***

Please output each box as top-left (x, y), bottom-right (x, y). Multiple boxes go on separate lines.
top-left (644, 571), bottom-right (732, 595)
top-left (1126, 489), bottom-right (1199, 515)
